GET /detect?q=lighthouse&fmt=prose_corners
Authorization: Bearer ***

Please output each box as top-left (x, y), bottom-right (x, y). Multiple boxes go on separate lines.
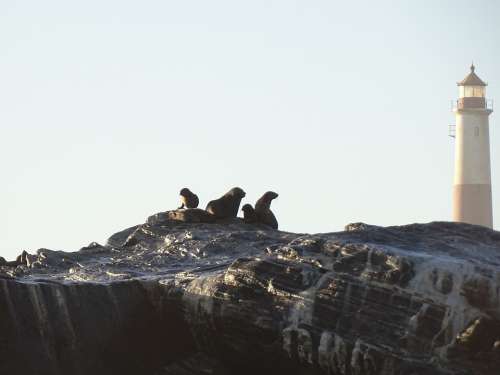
top-left (452, 64), bottom-right (493, 228)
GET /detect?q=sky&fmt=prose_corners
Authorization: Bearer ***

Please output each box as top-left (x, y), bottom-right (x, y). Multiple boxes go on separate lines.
top-left (1, 0), bottom-right (499, 260)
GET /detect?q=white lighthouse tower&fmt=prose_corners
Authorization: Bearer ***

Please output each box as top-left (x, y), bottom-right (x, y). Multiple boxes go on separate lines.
top-left (452, 64), bottom-right (493, 228)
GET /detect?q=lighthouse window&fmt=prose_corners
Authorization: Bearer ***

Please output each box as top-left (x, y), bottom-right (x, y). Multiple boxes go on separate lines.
top-left (475, 127), bottom-right (480, 136)
top-left (459, 86), bottom-right (465, 97)
top-left (460, 86), bottom-right (485, 98)
top-left (473, 87), bottom-right (485, 97)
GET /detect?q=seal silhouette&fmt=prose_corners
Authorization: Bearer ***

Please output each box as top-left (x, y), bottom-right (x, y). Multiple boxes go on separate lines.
top-left (206, 187), bottom-right (246, 219)
top-left (254, 191), bottom-right (279, 229)
top-left (242, 204), bottom-right (258, 224)
top-left (178, 188), bottom-right (199, 209)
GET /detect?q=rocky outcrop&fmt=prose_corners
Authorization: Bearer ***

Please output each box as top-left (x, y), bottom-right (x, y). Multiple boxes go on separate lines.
top-left (1, 210), bottom-right (499, 375)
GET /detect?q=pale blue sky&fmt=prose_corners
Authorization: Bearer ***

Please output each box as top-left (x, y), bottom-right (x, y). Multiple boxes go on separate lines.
top-left (1, 0), bottom-right (499, 259)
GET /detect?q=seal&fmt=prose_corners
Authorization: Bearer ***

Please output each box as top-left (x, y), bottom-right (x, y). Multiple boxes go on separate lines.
top-left (206, 187), bottom-right (246, 219)
top-left (178, 188), bottom-right (199, 209)
top-left (242, 204), bottom-right (258, 224)
top-left (254, 191), bottom-right (279, 229)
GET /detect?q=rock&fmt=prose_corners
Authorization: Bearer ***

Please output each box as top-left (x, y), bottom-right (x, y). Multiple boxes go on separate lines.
top-left (106, 225), bottom-right (141, 248)
top-left (461, 277), bottom-right (492, 308)
top-left (0, 219), bottom-right (499, 375)
top-left (494, 340), bottom-right (500, 351)
top-left (344, 222), bottom-right (378, 232)
top-left (12, 250), bottom-right (39, 268)
top-left (447, 316), bottom-right (500, 373)
top-left (148, 209), bottom-right (216, 226)
top-left (156, 353), bottom-right (230, 375)
top-left (430, 269), bottom-right (454, 294)
top-left (15, 250), bottom-right (29, 265)
top-left (453, 317), bottom-right (500, 354)
top-left (0, 256), bottom-right (5, 266)
top-left (79, 242), bottom-right (107, 253)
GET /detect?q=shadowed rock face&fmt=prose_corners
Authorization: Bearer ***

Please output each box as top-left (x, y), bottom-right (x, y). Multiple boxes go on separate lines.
top-left (1, 211), bottom-right (500, 375)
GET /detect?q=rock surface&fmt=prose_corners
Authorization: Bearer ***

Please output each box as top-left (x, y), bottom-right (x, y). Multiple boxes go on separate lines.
top-left (1, 210), bottom-right (500, 375)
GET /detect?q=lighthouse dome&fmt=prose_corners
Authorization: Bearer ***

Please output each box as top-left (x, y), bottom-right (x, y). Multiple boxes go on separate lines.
top-left (457, 64), bottom-right (487, 86)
